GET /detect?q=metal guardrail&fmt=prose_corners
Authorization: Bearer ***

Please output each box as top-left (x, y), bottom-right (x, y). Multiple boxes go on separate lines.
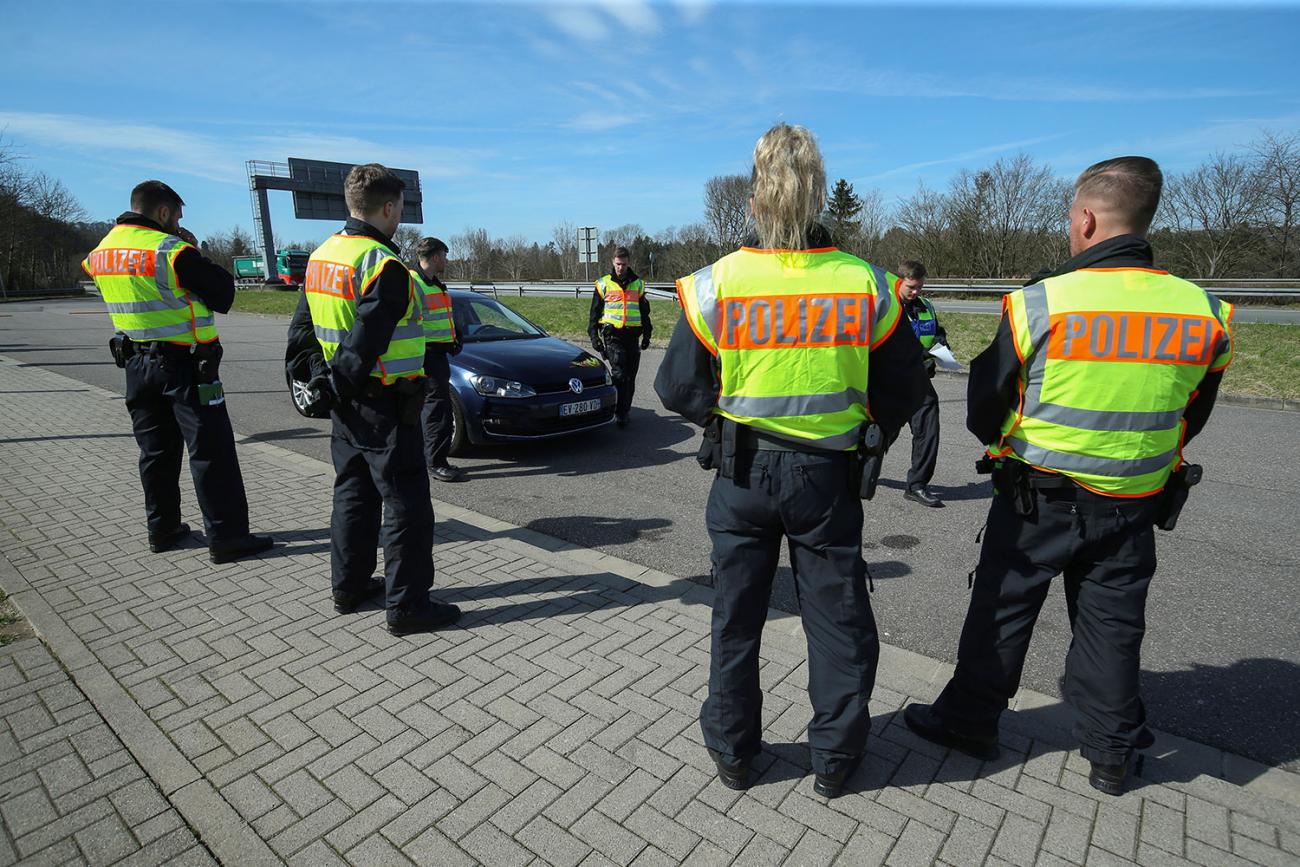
top-left (449, 281), bottom-right (682, 302)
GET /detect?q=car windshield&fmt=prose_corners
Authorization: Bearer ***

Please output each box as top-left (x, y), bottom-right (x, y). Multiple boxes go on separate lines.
top-left (453, 295), bottom-right (546, 342)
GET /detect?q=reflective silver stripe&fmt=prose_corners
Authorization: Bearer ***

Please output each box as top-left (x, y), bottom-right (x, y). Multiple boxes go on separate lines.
top-left (719, 387), bottom-right (867, 418)
top-left (1006, 437), bottom-right (1176, 477)
top-left (1206, 291), bottom-right (1232, 358)
top-left (391, 322), bottom-right (424, 341)
top-left (105, 299), bottom-right (174, 314)
top-left (802, 428), bottom-right (861, 451)
top-left (1020, 282), bottom-right (1050, 407)
top-left (193, 315), bottom-right (215, 330)
top-left (691, 264), bottom-right (720, 340)
top-left (382, 356), bottom-right (423, 374)
top-left (868, 264), bottom-right (893, 332)
top-left (125, 321), bottom-right (195, 340)
top-left (314, 325), bottom-right (347, 345)
top-left (1029, 401), bottom-right (1185, 432)
top-left (153, 236), bottom-right (189, 307)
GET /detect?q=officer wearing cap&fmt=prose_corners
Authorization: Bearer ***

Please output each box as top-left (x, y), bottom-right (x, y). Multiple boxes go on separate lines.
top-left (904, 156), bottom-right (1233, 796)
top-left (656, 123), bottom-right (928, 798)
top-left (83, 180), bottom-right (273, 563)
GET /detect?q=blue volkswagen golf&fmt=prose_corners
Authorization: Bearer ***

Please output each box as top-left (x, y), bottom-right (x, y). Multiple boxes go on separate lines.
top-left (288, 290), bottom-right (617, 454)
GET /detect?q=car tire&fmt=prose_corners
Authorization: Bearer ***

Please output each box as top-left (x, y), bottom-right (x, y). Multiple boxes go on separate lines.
top-left (448, 391), bottom-right (467, 456)
top-left (286, 369), bottom-right (328, 419)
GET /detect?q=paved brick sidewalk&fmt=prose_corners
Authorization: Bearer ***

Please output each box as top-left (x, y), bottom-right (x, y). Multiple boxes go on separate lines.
top-left (0, 353), bottom-right (1297, 867)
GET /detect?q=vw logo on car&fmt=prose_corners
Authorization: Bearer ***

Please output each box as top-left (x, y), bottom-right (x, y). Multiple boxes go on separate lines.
top-left (569, 378), bottom-right (584, 394)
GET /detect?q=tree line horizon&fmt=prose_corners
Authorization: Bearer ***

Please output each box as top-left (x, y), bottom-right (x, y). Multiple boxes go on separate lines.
top-left (2, 130), bottom-right (1297, 292)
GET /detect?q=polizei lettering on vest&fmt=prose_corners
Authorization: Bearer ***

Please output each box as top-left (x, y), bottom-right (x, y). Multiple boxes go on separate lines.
top-left (88, 248), bottom-right (157, 277)
top-left (719, 293), bottom-right (873, 350)
top-left (1049, 311), bottom-right (1220, 365)
top-left (304, 260), bottom-right (356, 299)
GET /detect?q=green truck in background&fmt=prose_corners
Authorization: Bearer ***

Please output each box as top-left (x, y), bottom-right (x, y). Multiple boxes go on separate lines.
top-left (233, 249), bottom-right (311, 288)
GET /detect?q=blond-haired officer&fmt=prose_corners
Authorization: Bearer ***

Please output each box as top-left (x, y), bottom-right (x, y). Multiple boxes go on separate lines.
top-left (655, 124), bottom-right (928, 798)
top-left (904, 157), bottom-right (1233, 796)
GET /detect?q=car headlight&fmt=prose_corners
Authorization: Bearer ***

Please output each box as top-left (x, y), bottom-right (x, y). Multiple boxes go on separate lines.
top-left (604, 368), bottom-right (612, 386)
top-left (470, 374), bottom-right (536, 398)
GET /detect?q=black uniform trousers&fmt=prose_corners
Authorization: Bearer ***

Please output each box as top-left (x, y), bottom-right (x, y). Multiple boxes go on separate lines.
top-left (601, 326), bottom-right (641, 418)
top-left (702, 448), bottom-right (878, 777)
top-left (888, 379), bottom-right (940, 491)
top-left (421, 351), bottom-right (454, 469)
top-left (123, 350), bottom-right (250, 543)
top-left (329, 388), bottom-right (435, 613)
top-left (933, 487), bottom-right (1159, 764)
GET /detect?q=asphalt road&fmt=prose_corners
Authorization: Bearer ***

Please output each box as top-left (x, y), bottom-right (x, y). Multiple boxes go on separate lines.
top-left (3, 299), bottom-right (1298, 773)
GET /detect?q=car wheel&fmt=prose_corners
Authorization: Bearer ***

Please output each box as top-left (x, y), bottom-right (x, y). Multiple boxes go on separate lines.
top-left (448, 391), bottom-right (467, 456)
top-left (286, 370), bottom-right (326, 418)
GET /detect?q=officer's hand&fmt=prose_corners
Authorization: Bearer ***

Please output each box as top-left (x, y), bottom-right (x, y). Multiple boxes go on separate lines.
top-left (176, 226), bottom-right (200, 248)
top-left (923, 355), bottom-right (937, 378)
top-left (450, 337), bottom-right (463, 356)
top-left (640, 334), bottom-right (651, 350)
top-left (591, 335), bottom-right (604, 354)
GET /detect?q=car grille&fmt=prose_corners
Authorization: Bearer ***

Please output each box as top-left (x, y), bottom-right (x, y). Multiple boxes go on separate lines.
top-left (533, 373), bottom-right (609, 395)
top-left (482, 405), bottom-right (615, 436)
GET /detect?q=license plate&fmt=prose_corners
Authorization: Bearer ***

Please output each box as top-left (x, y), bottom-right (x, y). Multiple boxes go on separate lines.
top-left (560, 398), bottom-right (602, 417)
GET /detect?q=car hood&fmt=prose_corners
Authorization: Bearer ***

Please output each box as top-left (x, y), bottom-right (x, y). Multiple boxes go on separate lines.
top-left (452, 336), bottom-right (607, 386)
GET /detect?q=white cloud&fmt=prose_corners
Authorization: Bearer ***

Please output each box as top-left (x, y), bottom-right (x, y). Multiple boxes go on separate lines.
top-left (673, 0), bottom-right (711, 25)
top-left (865, 134), bottom-right (1070, 181)
top-left (543, 5), bottom-right (610, 42)
top-left (0, 111), bottom-right (244, 184)
top-left (599, 0), bottom-right (661, 35)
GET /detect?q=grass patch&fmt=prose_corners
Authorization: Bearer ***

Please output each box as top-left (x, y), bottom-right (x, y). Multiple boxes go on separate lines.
top-left (234, 291), bottom-right (1299, 400)
top-left (0, 589), bottom-right (26, 648)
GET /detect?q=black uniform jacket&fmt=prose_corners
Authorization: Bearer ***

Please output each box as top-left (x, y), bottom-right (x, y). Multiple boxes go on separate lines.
top-left (588, 268), bottom-right (652, 340)
top-left (966, 234), bottom-right (1224, 448)
top-left (112, 213), bottom-right (235, 315)
top-left (326, 218), bottom-right (415, 397)
top-left (654, 232), bottom-right (928, 442)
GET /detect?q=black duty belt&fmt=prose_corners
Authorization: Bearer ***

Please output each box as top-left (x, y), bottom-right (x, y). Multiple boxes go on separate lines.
top-left (360, 377), bottom-right (423, 400)
top-left (737, 425), bottom-right (841, 455)
top-left (134, 341), bottom-right (199, 359)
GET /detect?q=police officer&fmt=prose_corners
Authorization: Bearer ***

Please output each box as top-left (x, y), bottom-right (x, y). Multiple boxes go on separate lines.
top-left (589, 246), bottom-right (651, 427)
top-left (411, 237), bottom-right (466, 482)
top-left (305, 164), bottom-right (459, 635)
top-left (83, 181), bottom-right (273, 563)
top-left (655, 124), bottom-right (927, 798)
top-left (892, 260), bottom-right (948, 507)
top-left (903, 157), bottom-right (1232, 796)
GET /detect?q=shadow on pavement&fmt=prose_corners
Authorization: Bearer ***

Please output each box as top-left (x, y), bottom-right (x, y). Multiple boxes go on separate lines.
top-left (243, 427), bottom-right (329, 444)
top-left (457, 408), bottom-right (695, 479)
top-left (525, 515), bottom-right (673, 545)
top-left (0, 432), bottom-right (136, 444)
top-left (875, 477), bottom-right (993, 502)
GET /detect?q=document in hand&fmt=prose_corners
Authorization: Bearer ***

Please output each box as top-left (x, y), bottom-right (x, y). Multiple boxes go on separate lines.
top-left (929, 344), bottom-right (962, 371)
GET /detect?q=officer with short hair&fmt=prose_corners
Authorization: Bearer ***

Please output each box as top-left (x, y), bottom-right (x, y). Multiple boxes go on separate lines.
top-left (411, 236), bottom-right (465, 482)
top-left (589, 246), bottom-right (651, 427)
top-left (656, 123), bottom-right (928, 798)
top-left (904, 156), bottom-right (1232, 796)
top-left (83, 180), bottom-right (273, 563)
top-left (306, 164), bottom-right (460, 635)
top-left (892, 259), bottom-right (949, 507)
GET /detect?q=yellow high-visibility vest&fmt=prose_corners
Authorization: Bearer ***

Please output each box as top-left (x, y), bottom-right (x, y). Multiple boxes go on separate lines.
top-left (597, 275), bottom-right (644, 328)
top-left (411, 269), bottom-right (456, 344)
top-left (82, 224), bottom-right (217, 344)
top-left (303, 234), bottom-right (424, 385)
top-left (990, 267), bottom-right (1233, 496)
top-left (677, 246), bottom-right (902, 450)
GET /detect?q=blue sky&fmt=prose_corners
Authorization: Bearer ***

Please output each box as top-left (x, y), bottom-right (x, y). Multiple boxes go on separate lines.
top-left (3, 1), bottom-right (1299, 248)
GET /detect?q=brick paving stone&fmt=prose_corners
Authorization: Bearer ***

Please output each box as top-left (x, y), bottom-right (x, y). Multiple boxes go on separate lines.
top-left (517, 814), bottom-right (593, 867)
top-left (990, 812), bottom-right (1046, 867)
top-left (886, 819), bottom-right (946, 867)
top-left (3, 361), bottom-right (1300, 867)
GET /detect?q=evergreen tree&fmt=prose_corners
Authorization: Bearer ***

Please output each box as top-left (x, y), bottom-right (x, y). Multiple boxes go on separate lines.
top-left (825, 178), bottom-right (863, 246)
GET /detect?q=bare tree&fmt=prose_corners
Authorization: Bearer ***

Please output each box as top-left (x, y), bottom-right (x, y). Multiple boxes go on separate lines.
top-left (392, 226), bottom-right (421, 263)
top-left (447, 234), bottom-right (471, 280)
top-left (1251, 130), bottom-right (1300, 276)
top-left (500, 234), bottom-right (530, 280)
top-left (895, 183), bottom-right (951, 275)
top-left (703, 174), bottom-right (751, 252)
top-left (551, 220), bottom-right (579, 279)
top-left (1161, 152), bottom-right (1264, 278)
top-left (946, 155), bottom-right (1067, 278)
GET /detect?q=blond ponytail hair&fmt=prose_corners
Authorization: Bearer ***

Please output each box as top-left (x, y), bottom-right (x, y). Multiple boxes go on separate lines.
top-left (750, 123), bottom-right (827, 250)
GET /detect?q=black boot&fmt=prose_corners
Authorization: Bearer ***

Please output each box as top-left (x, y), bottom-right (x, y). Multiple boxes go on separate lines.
top-left (333, 576), bottom-right (385, 614)
top-left (707, 748), bottom-right (750, 791)
top-left (813, 755), bottom-right (862, 799)
top-left (903, 703), bottom-right (1000, 760)
top-left (1088, 758), bottom-right (1129, 796)
top-left (209, 534), bottom-right (274, 564)
top-left (148, 523), bottom-right (191, 553)
top-left (387, 601), bottom-right (461, 636)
